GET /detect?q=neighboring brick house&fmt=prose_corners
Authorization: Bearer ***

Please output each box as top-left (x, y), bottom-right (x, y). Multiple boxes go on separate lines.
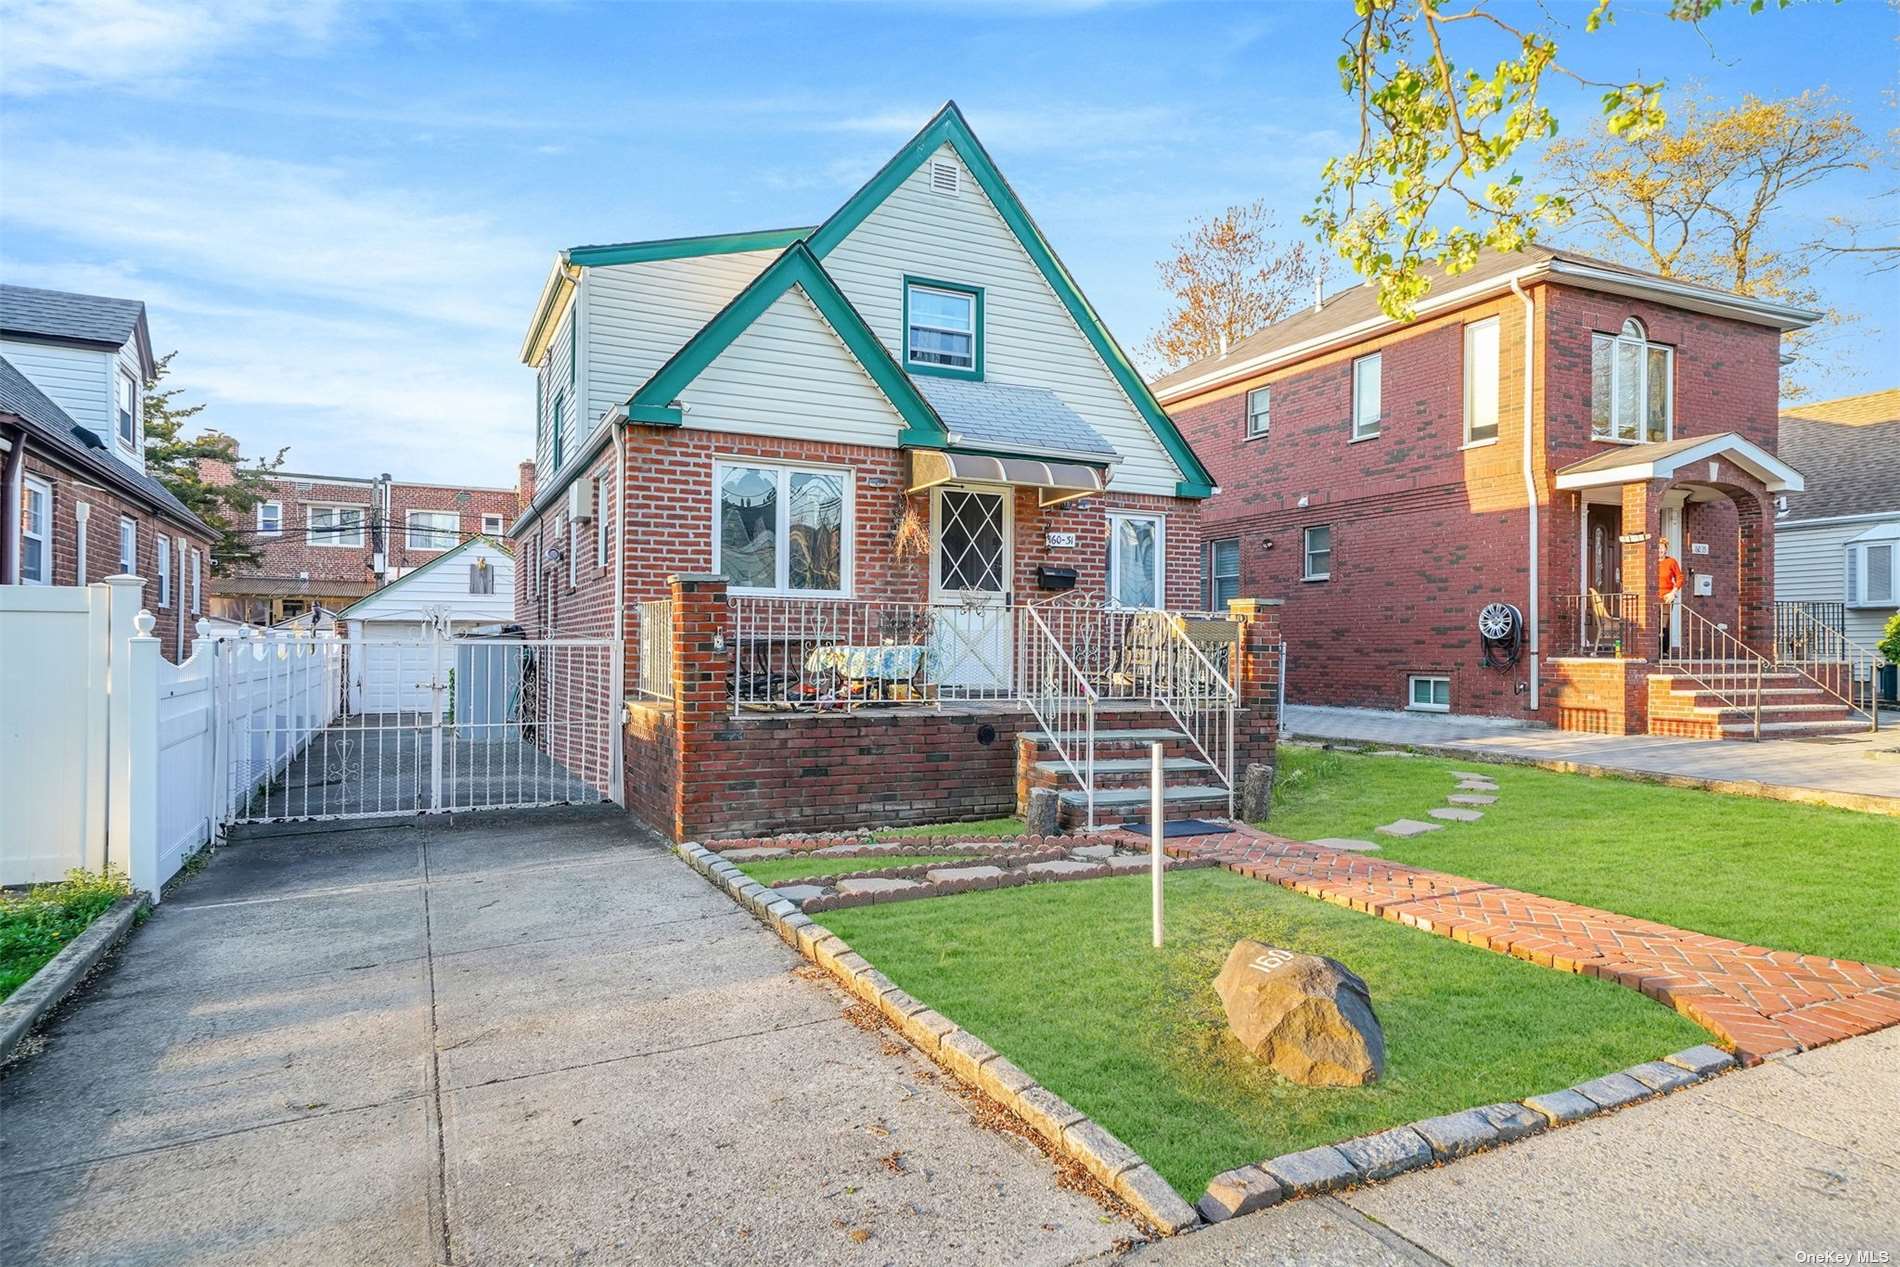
top-left (512, 102), bottom-right (1279, 840)
top-left (1, 287), bottom-right (215, 663)
top-left (1156, 247), bottom-right (1863, 739)
top-left (202, 464), bottom-right (520, 625)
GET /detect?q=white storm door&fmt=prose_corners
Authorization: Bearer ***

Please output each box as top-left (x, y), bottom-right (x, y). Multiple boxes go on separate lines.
top-left (930, 486), bottom-right (1013, 692)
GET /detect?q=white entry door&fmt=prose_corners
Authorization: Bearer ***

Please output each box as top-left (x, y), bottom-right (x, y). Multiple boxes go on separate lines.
top-left (1661, 502), bottom-right (1684, 651)
top-left (930, 486), bottom-right (1013, 693)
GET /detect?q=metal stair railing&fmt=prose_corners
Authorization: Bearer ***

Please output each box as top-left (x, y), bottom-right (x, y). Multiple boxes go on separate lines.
top-left (1018, 602), bottom-right (1098, 829)
top-left (1773, 604), bottom-right (1885, 733)
top-left (1659, 603), bottom-right (1768, 740)
top-left (1153, 613), bottom-right (1240, 818)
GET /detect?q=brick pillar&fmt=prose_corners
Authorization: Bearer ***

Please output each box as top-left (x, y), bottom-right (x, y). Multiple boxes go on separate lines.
top-left (1226, 597), bottom-right (1284, 768)
top-left (1734, 490), bottom-right (1774, 656)
top-left (668, 574), bottom-right (729, 840)
top-left (1619, 480), bottom-right (1664, 658)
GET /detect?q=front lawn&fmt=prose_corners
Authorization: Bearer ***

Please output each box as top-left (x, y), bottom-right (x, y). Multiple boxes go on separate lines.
top-left (825, 870), bottom-right (1704, 1198)
top-left (1268, 747), bottom-right (1900, 966)
top-left (0, 869), bottom-right (132, 1000)
top-left (736, 852), bottom-right (982, 886)
top-left (874, 818), bottom-right (1023, 840)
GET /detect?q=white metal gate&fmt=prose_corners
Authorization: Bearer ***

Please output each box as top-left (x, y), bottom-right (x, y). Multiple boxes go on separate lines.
top-left (214, 632), bottom-right (617, 825)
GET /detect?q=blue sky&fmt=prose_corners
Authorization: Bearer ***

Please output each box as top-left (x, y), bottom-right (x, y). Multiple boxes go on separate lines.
top-left (2, 0), bottom-right (1893, 486)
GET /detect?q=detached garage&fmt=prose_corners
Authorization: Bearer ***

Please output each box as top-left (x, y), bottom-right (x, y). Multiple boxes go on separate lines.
top-left (337, 538), bottom-right (516, 714)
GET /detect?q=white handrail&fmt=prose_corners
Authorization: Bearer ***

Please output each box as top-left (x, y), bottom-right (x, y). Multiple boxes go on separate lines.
top-left (1775, 605), bottom-right (1884, 733)
top-left (1152, 613), bottom-right (1239, 816)
top-left (1019, 603), bottom-right (1097, 829)
top-left (1662, 604), bottom-right (1768, 740)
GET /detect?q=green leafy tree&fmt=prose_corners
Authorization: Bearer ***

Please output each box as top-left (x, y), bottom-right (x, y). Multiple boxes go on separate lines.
top-left (1311, 0), bottom-right (1797, 319)
top-left (141, 353), bottom-right (284, 575)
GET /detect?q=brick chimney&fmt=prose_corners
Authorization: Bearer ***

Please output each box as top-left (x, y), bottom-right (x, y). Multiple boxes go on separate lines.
top-left (516, 459), bottom-right (537, 511)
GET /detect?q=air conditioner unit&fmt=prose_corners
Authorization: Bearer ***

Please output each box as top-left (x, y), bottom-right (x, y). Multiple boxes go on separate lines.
top-left (567, 481), bottom-right (593, 523)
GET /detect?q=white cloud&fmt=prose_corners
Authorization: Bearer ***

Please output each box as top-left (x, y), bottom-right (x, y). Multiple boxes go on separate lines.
top-left (0, 0), bottom-right (345, 96)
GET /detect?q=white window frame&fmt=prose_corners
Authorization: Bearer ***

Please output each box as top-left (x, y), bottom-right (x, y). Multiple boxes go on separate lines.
top-left (1206, 537), bottom-right (1241, 611)
top-left (118, 516), bottom-right (137, 575)
top-left (157, 533), bottom-right (171, 606)
top-left (1302, 524), bottom-right (1333, 582)
top-left (713, 459), bottom-right (854, 598)
top-left (308, 503), bottom-right (366, 548)
top-left (21, 476), bottom-right (51, 585)
top-left (1245, 386), bottom-right (1271, 439)
top-left (1847, 538), bottom-right (1898, 609)
top-left (116, 368), bottom-right (139, 450)
top-left (1463, 317), bottom-right (1501, 446)
top-left (191, 549), bottom-right (202, 613)
top-left (257, 501), bottom-right (283, 537)
top-left (595, 475), bottom-right (611, 568)
top-left (1591, 317), bottom-right (1674, 445)
top-left (904, 281), bottom-right (978, 373)
top-left (1351, 353), bottom-right (1382, 441)
top-left (74, 502), bottom-right (91, 586)
top-left (1106, 512), bottom-right (1166, 610)
top-left (482, 513), bottom-right (505, 536)
top-left (405, 509), bottom-right (459, 552)
top-left (1408, 674), bottom-right (1451, 713)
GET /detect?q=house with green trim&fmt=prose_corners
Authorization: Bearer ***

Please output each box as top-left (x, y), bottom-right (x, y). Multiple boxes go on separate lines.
top-left (509, 103), bottom-right (1266, 841)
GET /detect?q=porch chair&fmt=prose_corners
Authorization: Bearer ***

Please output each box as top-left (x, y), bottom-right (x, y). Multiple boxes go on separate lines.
top-left (1585, 588), bottom-right (1622, 656)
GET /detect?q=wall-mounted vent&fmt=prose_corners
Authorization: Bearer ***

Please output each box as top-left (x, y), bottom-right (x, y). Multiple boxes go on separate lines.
top-left (929, 159), bottom-right (960, 196)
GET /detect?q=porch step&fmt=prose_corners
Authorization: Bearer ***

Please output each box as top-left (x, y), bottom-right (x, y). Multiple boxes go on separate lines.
top-left (1032, 755), bottom-right (1215, 792)
top-left (1033, 727), bottom-right (1191, 748)
top-left (1058, 783), bottom-right (1232, 828)
top-left (1719, 718), bottom-right (1874, 737)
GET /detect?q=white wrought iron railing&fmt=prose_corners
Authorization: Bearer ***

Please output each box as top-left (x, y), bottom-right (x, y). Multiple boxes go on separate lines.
top-left (1018, 602), bottom-right (1097, 828)
top-left (1153, 613), bottom-right (1240, 818)
top-left (1660, 604), bottom-right (1768, 740)
top-left (636, 598), bottom-right (674, 700)
top-left (1774, 604), bottom-right (1884, 733)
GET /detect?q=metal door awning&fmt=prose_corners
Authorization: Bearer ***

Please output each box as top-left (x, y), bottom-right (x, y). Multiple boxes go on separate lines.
top-left (908, 450), bottom-right (1107, 506)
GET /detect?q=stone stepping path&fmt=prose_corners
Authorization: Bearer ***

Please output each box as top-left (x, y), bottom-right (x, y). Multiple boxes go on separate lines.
top-left (1161, 825), bottom-right (1900, 1064)
top-left (1375, 819), bottom-right (1442, 838)
top-left (1310, 837), bottom-right (1382, 853)
top-left (1429, 807), bottom-right (1484, 822)
top-left (1448, 793), bottom-right (1498, 806)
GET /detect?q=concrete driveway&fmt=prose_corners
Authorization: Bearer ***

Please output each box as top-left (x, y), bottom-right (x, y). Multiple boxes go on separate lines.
top-left (0, 812), bottom-right (1137, 1266)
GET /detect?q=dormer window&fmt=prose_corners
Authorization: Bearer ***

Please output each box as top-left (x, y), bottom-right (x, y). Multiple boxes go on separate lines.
top-left (1591, 317), bottom-right (1672, 444)
top-left (117, 370), bottom-right (138, 449)
top-left (904, 278), bottom-right (982, 379)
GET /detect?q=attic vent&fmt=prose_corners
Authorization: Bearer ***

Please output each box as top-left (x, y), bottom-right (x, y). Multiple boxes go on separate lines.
top-left (929, 159), bottom-right (960, 196)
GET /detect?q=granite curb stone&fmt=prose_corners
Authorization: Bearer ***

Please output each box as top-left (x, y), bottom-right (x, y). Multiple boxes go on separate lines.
top-left (1523, 1088), bottom-right (1601, 1125)
top-left (1572, 1071), bottom-right (1656, 1110)
top-left (1262, 1145), bottom-right (1357, 1195)
top-left (1665, 1044), bottom-right (1738, 1076)
top-left (1335, 1126), bottom-right (1434, 1181)
top-left (1625, 1059), bottom-right (1700, 1093)
top-left (1196, 1165), bottom-right (1285, 1222)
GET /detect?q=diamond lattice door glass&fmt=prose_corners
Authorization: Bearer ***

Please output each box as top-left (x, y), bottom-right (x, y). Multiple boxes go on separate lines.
top-left (931, 488), bottom-right (1011, 694)
top-left (937, 489), bottom-right (1005, 593)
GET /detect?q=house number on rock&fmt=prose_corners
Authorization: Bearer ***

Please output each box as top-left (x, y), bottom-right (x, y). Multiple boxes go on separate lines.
top-left (1045, 532), bottom-right (1077, 549)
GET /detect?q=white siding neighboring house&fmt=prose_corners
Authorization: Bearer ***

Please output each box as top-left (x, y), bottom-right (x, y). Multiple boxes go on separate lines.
top-left (0, 284), bottom-right (156, 474)
top-left (1775, 388), bottom-right (1900, 647)
top-left (336, 537), bottom-right (515, 712)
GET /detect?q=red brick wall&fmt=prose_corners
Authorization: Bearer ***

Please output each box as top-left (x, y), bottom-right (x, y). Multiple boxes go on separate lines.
top-left (20, 449), bottom-right (213, 662)
top-left (1545, 658), bottom-right (1648, 734)
top-left (1170, 279), bottom-right (1787, 721)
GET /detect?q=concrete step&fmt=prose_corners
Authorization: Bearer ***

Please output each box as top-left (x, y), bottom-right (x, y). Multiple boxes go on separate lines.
top-left (1654, 701), bottom-right (1858, 720)
top-left (1030, 756), bottom-right (1214, 790)
top-left (1057, 782), bottom-right (1232, 827)
top-left (1718, 718), bottom-right (1873, 737)
top-left (1031, 727), bottom-right (1189, 748)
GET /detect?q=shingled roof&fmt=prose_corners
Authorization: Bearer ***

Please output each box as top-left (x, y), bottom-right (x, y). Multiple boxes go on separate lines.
top-left (0, 355), bottom-right (211, 537)
top-left (0, 284), bottom-right (155, 377)
top-left (1777, 389), bottom-right (1900, 523)
top-left (915, 377), bottom-right (1116, 460)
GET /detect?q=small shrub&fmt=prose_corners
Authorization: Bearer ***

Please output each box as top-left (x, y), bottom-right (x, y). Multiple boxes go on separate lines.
top-left (1879, 611), bottom-right (1900, 668)
top-left (0, 868), bottom-right (132, 1000)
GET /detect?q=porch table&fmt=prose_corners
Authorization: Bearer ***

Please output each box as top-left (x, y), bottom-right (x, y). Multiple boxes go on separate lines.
top-left (804, 643), bottom-right (928, 683)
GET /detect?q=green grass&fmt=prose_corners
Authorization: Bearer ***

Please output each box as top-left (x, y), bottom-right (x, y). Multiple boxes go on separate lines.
top-left (873, 817), bottom-right (1023, 840)
top-left (1267, 747), bottom-right (1900, 966)
top-left (0, 869), bottom-right (132, 1000)
top-left (827, 870), bottom-right (1704, 1198)
top-left (737, 853), bottom-right (982, 886)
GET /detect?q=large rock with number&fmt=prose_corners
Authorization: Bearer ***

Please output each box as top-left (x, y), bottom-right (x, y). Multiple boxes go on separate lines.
top-left (1214, 940), bottom-right (1385, 1087)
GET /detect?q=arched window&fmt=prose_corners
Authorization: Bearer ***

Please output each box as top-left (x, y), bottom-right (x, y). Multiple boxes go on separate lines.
top-left (1591, 317), bottom-right (1672, 443)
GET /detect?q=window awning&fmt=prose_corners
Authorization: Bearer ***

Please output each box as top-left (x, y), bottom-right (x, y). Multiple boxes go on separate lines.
top-left (908, 450), bottom-right (1108, 506)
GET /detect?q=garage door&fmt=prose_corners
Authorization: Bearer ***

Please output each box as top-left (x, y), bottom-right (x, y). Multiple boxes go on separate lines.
top-left (357, 640), bottom-right (446, 713)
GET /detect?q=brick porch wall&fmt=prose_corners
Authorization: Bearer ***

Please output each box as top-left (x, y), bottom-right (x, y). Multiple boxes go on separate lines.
top-left (1544, 658), bottom-right (1649, 734)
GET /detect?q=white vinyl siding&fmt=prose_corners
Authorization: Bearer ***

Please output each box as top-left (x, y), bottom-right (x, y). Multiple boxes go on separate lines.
top-left (1774, 517), bottom-right (1900, 645)
top-left (821, 143), bottom-right (1187, 496)
top-left (673, 285), bottom-right (908, 448)
top-left (0, 338), bottom-right (113, 443)
top-left (582, 249), bottom-right (782, 434)
top-left (343, 543), bottom-right (517, 625)
top-left (1463, 318), bottom-right (1500, 444)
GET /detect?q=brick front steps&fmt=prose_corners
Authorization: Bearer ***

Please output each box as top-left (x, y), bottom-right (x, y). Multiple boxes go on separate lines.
top-left (1144, 826), bottom-right (1900, 1064)
top-left (1647, 669), bottom-right (1866, 740)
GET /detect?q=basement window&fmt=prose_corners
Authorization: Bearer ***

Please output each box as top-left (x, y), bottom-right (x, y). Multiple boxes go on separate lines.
top-left (1408, 675), bottom-right (1451, 713)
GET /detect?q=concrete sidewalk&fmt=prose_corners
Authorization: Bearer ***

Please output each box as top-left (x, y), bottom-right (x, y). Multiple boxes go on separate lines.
top-left (1286, 704), bottom-right (1900, 814)
top-left (1108, 1025), bottom-right (1900, 1267)
top-left (0, 812), bottom-right (1136, 1266)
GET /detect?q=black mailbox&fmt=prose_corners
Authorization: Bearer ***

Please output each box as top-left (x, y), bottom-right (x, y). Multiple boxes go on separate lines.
top-left (1037, 565), bottom-right (1078, 591)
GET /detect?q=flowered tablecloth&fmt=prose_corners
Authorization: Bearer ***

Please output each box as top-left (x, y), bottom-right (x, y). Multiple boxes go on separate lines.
top-left (804, 643), bottom-right (928, 682)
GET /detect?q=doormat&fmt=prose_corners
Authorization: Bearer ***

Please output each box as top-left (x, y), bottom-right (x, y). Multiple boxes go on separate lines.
top-left (1120, 818), bottom-right (1230, 838)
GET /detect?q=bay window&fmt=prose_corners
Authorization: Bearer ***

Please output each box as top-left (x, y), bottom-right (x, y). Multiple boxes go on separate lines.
top-left (1107, 513), bottom-right (1164, 609)
top-left (715, 461), bottom-right (850, 595)
top-left (1591, 318), bottom-right (1672, 443)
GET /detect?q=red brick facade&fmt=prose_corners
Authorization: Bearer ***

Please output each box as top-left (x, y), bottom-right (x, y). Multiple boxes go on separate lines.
top-left (16, 449), bottom-right (213, 663)
top-left (1169, 279), bottom-right (1789, 727)
top-left (205, 465), bottom-right (519, 623)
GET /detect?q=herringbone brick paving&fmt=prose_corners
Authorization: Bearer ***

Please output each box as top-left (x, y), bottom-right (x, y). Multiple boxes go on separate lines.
top-left (1115, 825), bottom-right (1900, 1064)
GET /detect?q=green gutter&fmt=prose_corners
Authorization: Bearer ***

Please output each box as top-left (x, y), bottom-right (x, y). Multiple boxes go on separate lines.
top-left (566, 226), bottom-right (817, 269)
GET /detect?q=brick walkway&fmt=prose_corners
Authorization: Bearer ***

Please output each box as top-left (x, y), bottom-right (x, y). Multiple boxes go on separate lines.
top-left (1127, 825), bottom-right (1900, 1064)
